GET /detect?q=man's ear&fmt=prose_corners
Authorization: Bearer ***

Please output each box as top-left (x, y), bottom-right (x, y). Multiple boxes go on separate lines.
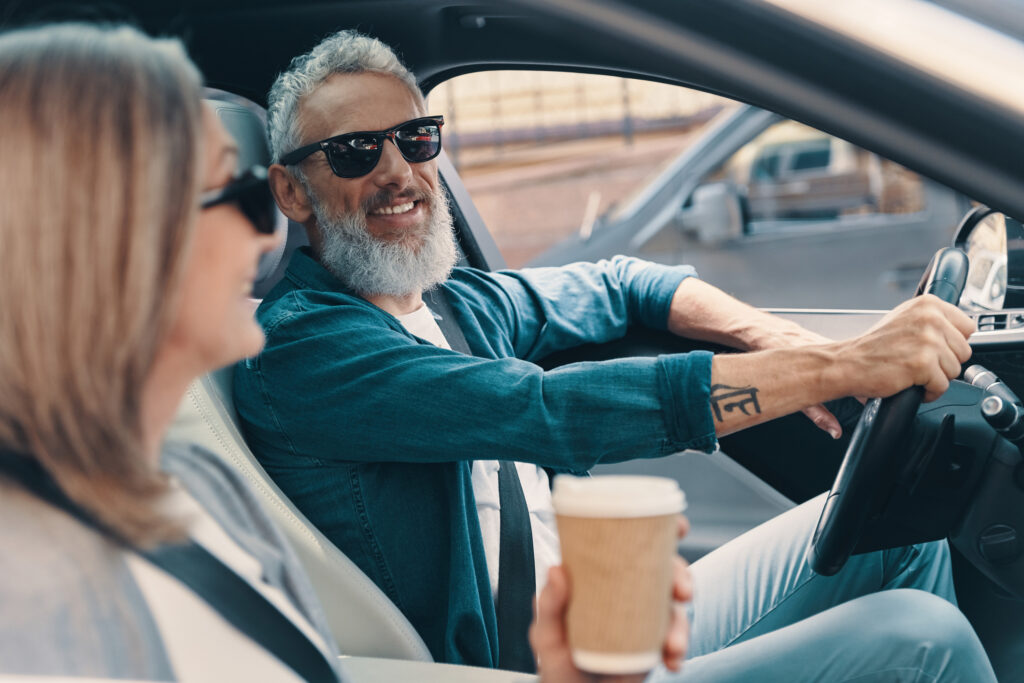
top-left (268, 164), bottom-right (314, 224)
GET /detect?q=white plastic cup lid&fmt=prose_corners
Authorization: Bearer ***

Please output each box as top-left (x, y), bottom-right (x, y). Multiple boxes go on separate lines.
top-left (552, 475), bottom-right (685, 518)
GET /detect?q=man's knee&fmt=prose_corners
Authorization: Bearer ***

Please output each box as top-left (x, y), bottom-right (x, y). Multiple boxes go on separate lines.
top-left (871, 589), bottom-right (986, 663)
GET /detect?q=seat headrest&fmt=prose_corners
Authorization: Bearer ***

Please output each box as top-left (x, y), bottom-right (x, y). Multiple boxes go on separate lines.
top-left (207, 98), bottom-right (271, 168)
top-left (205, 96), bottom-right (308, 298)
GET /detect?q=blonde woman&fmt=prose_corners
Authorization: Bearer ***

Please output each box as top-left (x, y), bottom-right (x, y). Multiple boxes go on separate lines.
top-left (0, 23), bottom-right (346, 681)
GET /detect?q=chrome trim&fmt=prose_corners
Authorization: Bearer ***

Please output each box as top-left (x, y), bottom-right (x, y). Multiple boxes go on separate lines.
top-left (764, 307), bottom-right (1024, 346)
top-left (763, 308), bottom-right (888, 316)
top-left (970, 327), bottom-right (1024, 346)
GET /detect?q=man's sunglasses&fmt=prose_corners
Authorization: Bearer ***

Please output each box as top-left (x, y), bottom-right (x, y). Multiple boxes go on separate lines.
top-left (279, 115), bottom-right (444, 179)
top-left (200, 166), bottom-right (277, 235)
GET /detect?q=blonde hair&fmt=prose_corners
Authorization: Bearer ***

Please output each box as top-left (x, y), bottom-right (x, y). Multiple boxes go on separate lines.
top-left (0, 24), bottom-right (204, 544)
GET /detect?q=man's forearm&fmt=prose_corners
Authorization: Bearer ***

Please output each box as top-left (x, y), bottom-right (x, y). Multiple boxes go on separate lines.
top-left (667, 277), bottom-right (823, 351)
top-left (709, 346), bottom-right (840, 436)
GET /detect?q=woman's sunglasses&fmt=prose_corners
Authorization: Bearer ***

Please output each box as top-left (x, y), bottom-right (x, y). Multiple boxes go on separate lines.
top-left (279, 115), bottom-right (444, 179)
top-left (200, 166), bottom-right (277, 235)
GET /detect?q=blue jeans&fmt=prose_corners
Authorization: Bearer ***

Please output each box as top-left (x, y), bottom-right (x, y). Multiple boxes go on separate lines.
top-left (649, 493), bottom-right (996, 682)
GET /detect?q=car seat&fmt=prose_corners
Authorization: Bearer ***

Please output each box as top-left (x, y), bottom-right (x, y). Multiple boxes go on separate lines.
top-left (166, 98), bottom-right (432, 662)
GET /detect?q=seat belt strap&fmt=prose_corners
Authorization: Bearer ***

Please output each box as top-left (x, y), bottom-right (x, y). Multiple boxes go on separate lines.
top-left (495, 461), bottom-right (538, 673)
top-left (144, 543), bottom-right (337, 682)
top-left (0, 451), bottom-right (338, 683)
top-left (422, 286), bottom-right (472, 354)
top-left (420, 286), bottom-right (537, 673)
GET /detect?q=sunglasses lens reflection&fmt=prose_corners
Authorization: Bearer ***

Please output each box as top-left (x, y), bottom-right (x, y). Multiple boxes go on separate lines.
top-left (395, 122), bottom-right (441, 162)
top-left (323, 140), bottom-right (380, 178)
top-left (324, 121), bottom-right (442, 178)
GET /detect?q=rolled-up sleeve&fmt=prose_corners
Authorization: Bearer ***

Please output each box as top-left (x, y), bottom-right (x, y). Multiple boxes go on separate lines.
top-left (657, 351), bottom-right (717, 453)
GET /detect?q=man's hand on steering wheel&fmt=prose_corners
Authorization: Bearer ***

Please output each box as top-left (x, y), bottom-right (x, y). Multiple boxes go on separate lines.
top-left (667, 274), bottom-right (974, 439)
top-left (706, 294), bottom-right (974, 439)
top-left (808, 247), bottom-right (976, 576)
top-left (832, 295), bottom-right (975, 403)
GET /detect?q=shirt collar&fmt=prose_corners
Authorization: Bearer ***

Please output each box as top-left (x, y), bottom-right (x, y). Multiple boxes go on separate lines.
top-left (283, 247), bottom-right (353, 294)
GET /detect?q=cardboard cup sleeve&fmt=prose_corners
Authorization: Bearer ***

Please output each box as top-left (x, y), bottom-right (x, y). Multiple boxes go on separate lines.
top-left (552, 475), bottom-right (685, 674)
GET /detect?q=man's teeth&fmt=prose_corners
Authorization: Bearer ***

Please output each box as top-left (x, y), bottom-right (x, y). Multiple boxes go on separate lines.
top-left (372, 201), bottom-right (415, 216)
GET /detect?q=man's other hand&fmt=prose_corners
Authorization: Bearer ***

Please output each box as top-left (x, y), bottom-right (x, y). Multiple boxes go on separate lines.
top-left (531, 516), bottom-right (692, 683)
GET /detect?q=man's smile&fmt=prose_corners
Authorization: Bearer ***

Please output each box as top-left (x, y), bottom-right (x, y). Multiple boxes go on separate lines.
top-left (370, 200), bottom-right (416, 216)
top-left (365, 197), bottom-right (428, 235)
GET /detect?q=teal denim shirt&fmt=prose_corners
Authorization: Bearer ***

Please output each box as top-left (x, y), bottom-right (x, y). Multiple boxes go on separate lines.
top-left (233, 248), bottom-right (716, 667)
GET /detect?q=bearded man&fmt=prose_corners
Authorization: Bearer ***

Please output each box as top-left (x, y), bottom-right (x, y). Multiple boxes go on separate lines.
top-left (233, 29), bottom-right (992, 682)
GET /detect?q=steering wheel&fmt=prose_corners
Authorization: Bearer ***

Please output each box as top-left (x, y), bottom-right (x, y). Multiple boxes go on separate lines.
top-left (807, 248), bottom-right (970, 576)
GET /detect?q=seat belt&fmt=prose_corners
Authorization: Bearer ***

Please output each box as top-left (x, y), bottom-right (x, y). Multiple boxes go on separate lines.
top-left (421, 286), bottom-right (537, 673)
top-left (494, 461), bottom-right (537, 673)
top-left (0, 451), bottom-right (338, 683)
top-left (421, 286), bottom-right (472, 355)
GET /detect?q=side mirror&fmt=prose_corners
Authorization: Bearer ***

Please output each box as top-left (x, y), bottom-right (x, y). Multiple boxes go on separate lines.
top-left (675, 181), bottom-right (745, 244)
top-left (954, 207), bottom-right (1024, 310)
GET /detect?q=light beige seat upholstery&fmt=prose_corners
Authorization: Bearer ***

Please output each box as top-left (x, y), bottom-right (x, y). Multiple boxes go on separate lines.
top-left (168, 363), bottom-right (432, 662)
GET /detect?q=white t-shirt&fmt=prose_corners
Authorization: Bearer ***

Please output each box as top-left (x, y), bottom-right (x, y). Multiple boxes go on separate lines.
top-left (396, 302), bottom-right (561, 599)
top-left (125, 485), bottom-right (334, 682)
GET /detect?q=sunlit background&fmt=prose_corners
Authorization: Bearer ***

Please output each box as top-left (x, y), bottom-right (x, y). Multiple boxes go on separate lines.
top-left (428, 72), bottom-right (731, 267)
top-left (426, 69), bottom-right (960, 310)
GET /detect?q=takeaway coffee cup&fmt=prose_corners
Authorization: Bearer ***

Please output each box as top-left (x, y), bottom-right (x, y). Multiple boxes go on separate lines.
top-left (552, 475), bottom-right (685, 674)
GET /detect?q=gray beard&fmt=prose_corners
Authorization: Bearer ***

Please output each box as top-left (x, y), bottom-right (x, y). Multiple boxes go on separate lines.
top-left (313, 187), bottom-right (458, 298)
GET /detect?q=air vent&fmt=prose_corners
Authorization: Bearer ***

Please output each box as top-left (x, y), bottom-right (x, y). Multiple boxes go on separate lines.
top-left (977, 313), bottom-right (1008, 331)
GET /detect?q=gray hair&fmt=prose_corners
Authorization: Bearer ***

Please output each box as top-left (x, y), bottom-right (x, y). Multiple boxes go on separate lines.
top-left (267, 29), bottom-right (421, 167)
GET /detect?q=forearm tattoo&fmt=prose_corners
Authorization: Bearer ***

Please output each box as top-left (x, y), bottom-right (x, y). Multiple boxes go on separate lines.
top-left (709, 383), bottom-right (762, 422)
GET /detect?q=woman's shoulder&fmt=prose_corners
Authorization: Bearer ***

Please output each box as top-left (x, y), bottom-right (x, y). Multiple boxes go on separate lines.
top-left (160, 440), bottom-right (338, 654)
top-left (161, 440), bottom-right (279, 541)
top-left (0, 478), bottom-right (130, 594)
top-left (0, 480), bottom-right (172, 677)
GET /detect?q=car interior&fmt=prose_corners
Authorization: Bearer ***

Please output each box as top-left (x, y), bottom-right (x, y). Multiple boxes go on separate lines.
top-left (4, 1), bottom-right (1024, 681)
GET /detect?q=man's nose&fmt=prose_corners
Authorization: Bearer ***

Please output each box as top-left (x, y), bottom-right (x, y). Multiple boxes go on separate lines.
top-left (371, 137), bottom-right (414, 189)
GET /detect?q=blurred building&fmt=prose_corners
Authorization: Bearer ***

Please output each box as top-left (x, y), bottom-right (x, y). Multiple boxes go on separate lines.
top-left (428, 71), bottom-right (726, 170)
top-left (427, 71), bottom-right (731, 266)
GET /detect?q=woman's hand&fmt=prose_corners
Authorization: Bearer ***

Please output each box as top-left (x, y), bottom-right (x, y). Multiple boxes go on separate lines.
top-left (531, 516), bottom-right (693, 683)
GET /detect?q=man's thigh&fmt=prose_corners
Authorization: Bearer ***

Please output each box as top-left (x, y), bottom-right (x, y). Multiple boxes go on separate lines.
top-left (653, 589), bottom-right (993, 683)
top-left (687, 492), bottom-right (954, 657)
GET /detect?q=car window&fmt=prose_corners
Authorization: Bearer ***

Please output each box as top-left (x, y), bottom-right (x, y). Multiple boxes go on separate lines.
top-left (429, 71), bottom-right (971, 309)
top-left (428, 71), bottom-right (737, 267)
